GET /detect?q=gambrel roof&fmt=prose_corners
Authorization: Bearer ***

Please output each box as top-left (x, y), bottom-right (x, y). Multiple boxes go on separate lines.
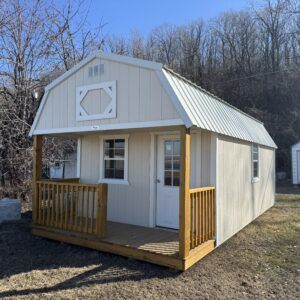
top-left (161, 67), bottom-right (277, 149)
top-left (30, 51), bottom-right (277, 149)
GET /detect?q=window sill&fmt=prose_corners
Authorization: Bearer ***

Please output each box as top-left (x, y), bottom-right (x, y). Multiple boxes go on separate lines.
top-left (252, 177), bottom-right (260, 183)
top-left (98, 179), bottom-right (129, 185)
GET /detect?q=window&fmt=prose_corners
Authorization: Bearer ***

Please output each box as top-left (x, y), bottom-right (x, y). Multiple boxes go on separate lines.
top-left (164, 140), bottom-right (180, 186)
top-left (252, 144), bottom-right (259, 181)
top-left (99, 135), bottom-right (129, 184)
top-left (104, 139), bottom-right (125, 179)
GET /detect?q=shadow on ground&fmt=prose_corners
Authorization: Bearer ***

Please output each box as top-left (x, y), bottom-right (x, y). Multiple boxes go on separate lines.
top-left (0, 212), bottom-right (179, 298)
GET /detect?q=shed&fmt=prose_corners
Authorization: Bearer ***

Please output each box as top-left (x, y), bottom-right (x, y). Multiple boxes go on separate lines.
top-left (29, 52), bottom-right (277, 270)
top-left (291, 142), bottom-right (300, 184)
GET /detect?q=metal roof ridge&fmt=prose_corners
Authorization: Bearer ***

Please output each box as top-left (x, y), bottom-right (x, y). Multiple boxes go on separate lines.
top-left (162, 66), bottom-right (264, 125)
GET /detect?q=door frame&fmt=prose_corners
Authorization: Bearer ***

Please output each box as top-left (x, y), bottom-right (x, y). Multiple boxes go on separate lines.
top-left (149, 131), bottom-right (180, 228)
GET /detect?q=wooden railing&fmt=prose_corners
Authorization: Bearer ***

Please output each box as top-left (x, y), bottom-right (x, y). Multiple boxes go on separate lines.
top-left (33, 181), bottom-right (107, 238)
top-left (189, 186), bottom-right (216, 250)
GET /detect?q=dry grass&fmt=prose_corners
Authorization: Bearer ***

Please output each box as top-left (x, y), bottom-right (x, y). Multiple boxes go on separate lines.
top-left (0, 185), bottom-right (299, 299)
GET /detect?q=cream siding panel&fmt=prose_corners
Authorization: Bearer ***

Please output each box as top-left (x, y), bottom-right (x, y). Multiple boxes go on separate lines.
top-left (128, 65), bottom-right (140, 122)
top-left (190, 130), bottom-right (212, 188)
top-left (217, 135), bottom-right (275, 245)
top-left (201, 131), bottom-right (211, 186)
top-left (80, 132), bottom-right (151, 227)
top-left (36, 57), bottom-right (180, 131)
top-left (80, 135), bottom-right (100, 183)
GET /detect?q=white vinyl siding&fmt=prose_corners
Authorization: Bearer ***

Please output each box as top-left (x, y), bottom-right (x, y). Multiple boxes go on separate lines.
top-left (217, 135), bottom-right (275, 245)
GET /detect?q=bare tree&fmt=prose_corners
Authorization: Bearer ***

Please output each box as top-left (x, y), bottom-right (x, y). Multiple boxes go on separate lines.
top-left (0, 0), bottom-right (104, 199)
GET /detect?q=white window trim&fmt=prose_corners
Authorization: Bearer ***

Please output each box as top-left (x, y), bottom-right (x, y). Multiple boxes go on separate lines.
top-left (252, 143), bottom-right (260, 183)
top-left (99, 134), bottom-right (129, 185)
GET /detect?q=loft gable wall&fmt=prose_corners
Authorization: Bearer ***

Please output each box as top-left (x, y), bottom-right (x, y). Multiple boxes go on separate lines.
top-left (34, 56), bottom-right (181, 133)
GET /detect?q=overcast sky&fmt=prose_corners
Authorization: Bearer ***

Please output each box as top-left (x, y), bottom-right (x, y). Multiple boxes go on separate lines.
top-left (87, 0), bottom-right (251, 37)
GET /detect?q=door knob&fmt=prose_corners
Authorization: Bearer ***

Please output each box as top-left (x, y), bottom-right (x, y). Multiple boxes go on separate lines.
top-left (156, 179), bottom-right (161, 183)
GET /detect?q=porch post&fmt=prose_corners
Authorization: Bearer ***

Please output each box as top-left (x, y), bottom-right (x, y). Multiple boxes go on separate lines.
top-left (32, 135), bottom-right (42, 224)
top-left (179, 126), bottom-right (191, 259)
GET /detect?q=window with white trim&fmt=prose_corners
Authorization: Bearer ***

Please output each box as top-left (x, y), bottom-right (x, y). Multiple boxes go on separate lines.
top-left (104, 139), bottom-right (125, 179)
top-left (99, 135), bottom-right (129, 184)
top-left (252, 144), bottom-right (259, 180)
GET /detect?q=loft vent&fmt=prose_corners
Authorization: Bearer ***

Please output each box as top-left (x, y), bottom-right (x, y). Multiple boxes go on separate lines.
top-left (88, 64), bottom-right (104, 77)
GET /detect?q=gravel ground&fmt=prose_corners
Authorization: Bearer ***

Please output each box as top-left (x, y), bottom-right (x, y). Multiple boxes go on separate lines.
top-left (0, 188), bottom-right (299, 299)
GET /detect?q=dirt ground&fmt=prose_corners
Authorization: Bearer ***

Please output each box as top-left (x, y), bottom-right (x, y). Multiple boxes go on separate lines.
top-left (0, 184), bottom-right (299, 299)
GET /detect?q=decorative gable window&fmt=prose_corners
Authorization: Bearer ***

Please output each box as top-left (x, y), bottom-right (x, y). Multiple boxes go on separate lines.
top-left (76, 81), bottom-right (116, 121)
top-left (252, 144), bottom-right (259, 182)
top-left (99, 135), bottom-right (129, 185)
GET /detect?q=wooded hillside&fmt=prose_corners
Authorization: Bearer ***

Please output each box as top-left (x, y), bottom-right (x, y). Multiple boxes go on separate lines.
top-left (0, 0), bottom-right (299, 199)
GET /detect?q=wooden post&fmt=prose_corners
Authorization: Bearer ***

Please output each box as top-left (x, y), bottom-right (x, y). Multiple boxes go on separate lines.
top-left (32, 135), bottom-right (42, 224)
top-left (96, 183), bottom-right (108, 238)
top-left (179, 126), bottom-right (191, 259)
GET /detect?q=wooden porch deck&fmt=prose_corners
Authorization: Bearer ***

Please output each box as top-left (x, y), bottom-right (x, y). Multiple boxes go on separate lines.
top-left (32, 220), bottom-right (215, 270)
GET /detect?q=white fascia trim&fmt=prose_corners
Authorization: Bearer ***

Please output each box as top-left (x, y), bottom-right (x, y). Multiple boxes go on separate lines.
top-left (32, 119), bottom-right (184, 135)
top-left (155, 69), bottom-right (193, 129)
top-left (98, 52), bottom-right (163, 70)
top-left (29, 91), bottom-right (50, 137)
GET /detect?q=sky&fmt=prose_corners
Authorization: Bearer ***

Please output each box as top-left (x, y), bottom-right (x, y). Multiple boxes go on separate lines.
top-left (88, 0), bottom-right (251, 37)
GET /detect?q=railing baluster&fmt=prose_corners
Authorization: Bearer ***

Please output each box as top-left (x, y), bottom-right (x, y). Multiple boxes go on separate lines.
top-left (85, 187), bottom-right (89, 233)
top-left (42, 183), bottom-right (46, 225)
top-left (51, 184), bottom-right (54, 226)
top-left (38, 183), bottom-right (42, 224)
top-left (46, 183), bottom-right (50, 226)
top-left (65, 185), bottom-right (69, 230)
top-left (74, 185), bottom-right (78, 231)
top-left (55, 184), bottom-right (59, 227)
top-left (80, 186), bottom-right (83, 233)
top-left (70, 185), bottom-right (74, 230)
top-left (91, 187), bottom-right (95, 234)
top-left (212, 190), bottom-right (214, 238)
top-left (60, 185), bottom-right (64, 229)
top-left (195, 192), bottom-right (198, 245)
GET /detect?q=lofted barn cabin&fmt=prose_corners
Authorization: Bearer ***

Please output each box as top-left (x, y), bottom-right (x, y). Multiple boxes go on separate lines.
top-left (29, 52), bottom-right (277, 270)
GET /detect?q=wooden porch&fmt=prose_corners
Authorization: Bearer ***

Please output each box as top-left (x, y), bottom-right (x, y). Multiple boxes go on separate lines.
top-left (31, 127), bottom-right (216, 271)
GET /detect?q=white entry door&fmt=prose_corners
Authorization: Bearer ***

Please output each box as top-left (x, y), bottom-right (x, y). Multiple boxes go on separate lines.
top-left (156, 135), bottom-right (180, 229)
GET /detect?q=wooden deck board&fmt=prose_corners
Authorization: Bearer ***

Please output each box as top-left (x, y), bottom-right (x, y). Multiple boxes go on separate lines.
top-left (103, 222), bottom-right (179, 256)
